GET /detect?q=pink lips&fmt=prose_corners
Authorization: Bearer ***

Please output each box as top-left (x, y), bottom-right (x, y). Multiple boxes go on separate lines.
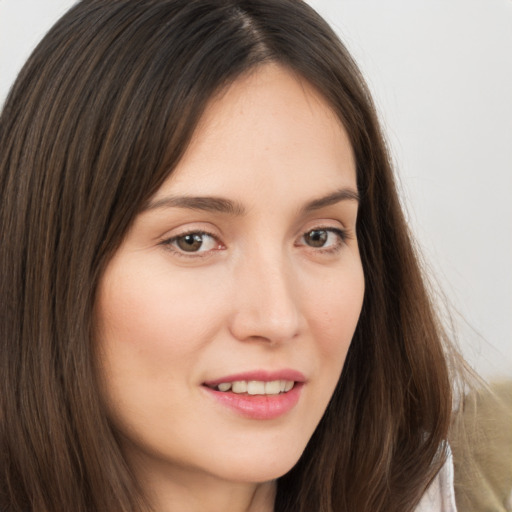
top-left (202, 369), bottom-right (306, 420)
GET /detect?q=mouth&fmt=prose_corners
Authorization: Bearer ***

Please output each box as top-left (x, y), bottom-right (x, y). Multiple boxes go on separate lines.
top-left (204, 379), bottom-right (295, 395)
top-left (202, 370), bottom-right (305, 420)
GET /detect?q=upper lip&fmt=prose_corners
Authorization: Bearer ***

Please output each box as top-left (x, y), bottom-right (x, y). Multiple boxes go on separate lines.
top-left (203, 369), bottom-right (306, 387)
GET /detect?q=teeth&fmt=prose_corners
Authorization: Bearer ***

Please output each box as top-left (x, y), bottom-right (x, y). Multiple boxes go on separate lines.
top-left (265, 380), bottom-right (281, 395)
top-left (232, 381), bottom-right (248, 393)
top-left (215, 380), bottom-right (295, 395)
top-left (247, 381), bottom-right (265, 395)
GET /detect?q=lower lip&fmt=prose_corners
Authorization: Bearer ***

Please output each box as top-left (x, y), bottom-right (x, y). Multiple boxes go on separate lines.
top-left (203, 383), bottom-right (303, 420)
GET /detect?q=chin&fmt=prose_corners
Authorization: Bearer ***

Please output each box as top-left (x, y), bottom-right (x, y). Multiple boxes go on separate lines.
top-left (208, 440), bottom-right (307, 484)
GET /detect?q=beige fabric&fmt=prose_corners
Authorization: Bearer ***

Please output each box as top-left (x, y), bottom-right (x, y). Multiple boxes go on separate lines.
top-left (451, 381), bottom-right (512, 512)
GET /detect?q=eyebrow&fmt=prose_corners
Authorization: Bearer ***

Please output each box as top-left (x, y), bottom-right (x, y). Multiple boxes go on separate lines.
top-left (143, 195), bottom-right (246, 215)
top-left (300, 188), bottom-right (360, 214)
top-left (143, 187), bottom-right (359, 216)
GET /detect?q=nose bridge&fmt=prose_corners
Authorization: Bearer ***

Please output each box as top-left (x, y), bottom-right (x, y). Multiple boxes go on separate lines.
top-left (229, 243), bottom-right (301, 344)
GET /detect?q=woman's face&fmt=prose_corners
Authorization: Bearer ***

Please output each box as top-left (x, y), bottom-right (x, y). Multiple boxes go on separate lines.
top-left (95, 64), bottom-right (364, 488)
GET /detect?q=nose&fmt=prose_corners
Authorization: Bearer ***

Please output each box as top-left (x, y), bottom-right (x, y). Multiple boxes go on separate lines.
top-left (228, 250), bottom-right (303, 345)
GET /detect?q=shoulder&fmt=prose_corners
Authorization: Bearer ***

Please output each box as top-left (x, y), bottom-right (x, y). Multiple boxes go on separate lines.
top-left (414, 447), bottom-right (457, 512)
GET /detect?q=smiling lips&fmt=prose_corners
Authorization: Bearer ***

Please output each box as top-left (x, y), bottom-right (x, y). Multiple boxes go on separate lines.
top-left (203, 370), bottom-right (305, 420)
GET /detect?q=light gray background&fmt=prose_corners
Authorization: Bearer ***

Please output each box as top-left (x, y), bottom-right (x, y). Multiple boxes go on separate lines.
top-left (1, 0), bottom-right (511, 380)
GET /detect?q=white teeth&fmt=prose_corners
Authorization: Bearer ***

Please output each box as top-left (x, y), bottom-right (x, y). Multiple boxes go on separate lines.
top-left (217, 382), bottom-right (232, 392)
top-left (232, 381), bottom-right (248, 393)
top-left (247, 381), bottom-right (265, 395)
top-left (216, 380), bottom-right (295, 395)
top-left (265, 380), bottom-right (281, 395)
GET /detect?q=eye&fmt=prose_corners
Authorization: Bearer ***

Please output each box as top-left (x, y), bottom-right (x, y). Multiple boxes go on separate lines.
top-left (299, 227), bottom-right (348, 251)
top-left (162, 231), bottom-right (221, 255)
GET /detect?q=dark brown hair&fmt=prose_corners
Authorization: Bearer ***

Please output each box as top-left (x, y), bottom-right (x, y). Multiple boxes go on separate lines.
top-left (0, 1), bottom-right (461, 510)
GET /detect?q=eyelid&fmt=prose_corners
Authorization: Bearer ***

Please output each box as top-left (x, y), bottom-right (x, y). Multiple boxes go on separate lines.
top-left (157, 221), bottom-right (223, 245)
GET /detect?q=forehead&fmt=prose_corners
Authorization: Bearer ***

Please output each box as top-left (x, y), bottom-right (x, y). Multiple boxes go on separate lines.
top-left (154, 63), bottom-right (356, 201)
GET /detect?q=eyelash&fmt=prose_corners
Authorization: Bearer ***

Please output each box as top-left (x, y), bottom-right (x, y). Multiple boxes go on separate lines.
top-left (160, 226), bottom-right (351, 259)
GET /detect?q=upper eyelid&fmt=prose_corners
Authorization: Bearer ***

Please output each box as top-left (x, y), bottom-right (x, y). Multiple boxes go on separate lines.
top-left (162, 223), bottom-right (343, 237)
top-left (168, 228), bottom-right (218, 238)
top-left (161, 223), bottom-right (350, 241)
top-left (159, 224), bottom-right (222, 242)
top-left (298, 214), bottom-right (351, 230)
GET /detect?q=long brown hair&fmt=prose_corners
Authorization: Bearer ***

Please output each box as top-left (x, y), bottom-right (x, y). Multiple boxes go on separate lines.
top-left (0, 1), bottom-right (461, 510)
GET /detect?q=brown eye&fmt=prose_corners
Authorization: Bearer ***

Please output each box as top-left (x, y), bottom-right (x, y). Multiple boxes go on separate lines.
top-left (176, 233), bottom-right (205, 252)
top-left (304, 229), bottom-right (328, 247)
top-left (162, 230), bottom-right (222, 258)
top-left (299, 227), bottom-right (348, 253)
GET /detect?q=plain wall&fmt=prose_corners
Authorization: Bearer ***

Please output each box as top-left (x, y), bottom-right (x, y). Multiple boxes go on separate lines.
top-left (1, 0), bottom-right (511, 380)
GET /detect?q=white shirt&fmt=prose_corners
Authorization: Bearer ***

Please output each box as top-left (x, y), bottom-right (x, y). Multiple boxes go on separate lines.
top-left (414, 449), bottom-right (457, 512)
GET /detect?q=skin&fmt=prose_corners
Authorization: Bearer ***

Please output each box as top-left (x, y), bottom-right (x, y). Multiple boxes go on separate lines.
top-left (95, 63), bottom-right (365, 512)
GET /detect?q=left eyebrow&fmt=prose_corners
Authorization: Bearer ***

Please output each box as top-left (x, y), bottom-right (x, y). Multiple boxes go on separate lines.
top-left (300, 188), bottom-right (360, 214)
top-left (142, 195), bottom-right (246, 216)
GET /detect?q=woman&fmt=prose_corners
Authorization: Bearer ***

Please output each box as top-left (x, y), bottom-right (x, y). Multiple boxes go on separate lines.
top-left (0, 1), bottom-right (465, 510)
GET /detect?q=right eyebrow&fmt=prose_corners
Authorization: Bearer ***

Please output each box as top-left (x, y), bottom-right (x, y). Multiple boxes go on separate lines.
top-left (142, 195), bottom-right (247, 216)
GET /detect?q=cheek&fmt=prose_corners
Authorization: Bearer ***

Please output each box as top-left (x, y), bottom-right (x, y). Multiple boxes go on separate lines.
top-left (306, 261), bottom-right (365, 360)
top-left (96, 258), bottom-right (224, 362)
top-left (291, 261), bottom-right (364, 440)
top-left (93, 255), bottom-right (230, 427)
top-left (301, 261), bottom-right (364, 413)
